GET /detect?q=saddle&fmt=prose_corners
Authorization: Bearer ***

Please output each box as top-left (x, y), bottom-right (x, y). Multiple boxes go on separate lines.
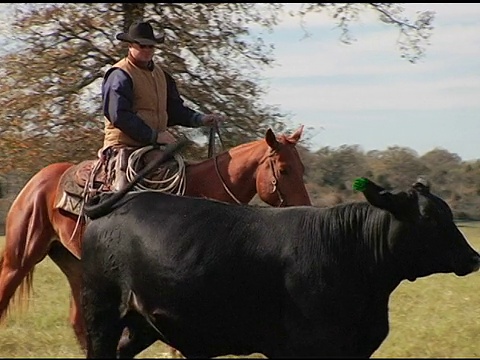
top-left (54, 147), bottom-right (187, 216)
top-left (54, 159), bottom-right (110, 216)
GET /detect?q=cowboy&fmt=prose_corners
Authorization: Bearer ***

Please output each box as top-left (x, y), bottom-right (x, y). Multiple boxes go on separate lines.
top-left (100, 19), bottom-right (225, 191)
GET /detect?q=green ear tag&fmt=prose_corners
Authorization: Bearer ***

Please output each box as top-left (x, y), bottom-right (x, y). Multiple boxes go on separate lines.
top-left (352, 177), bottom-right (368, 192)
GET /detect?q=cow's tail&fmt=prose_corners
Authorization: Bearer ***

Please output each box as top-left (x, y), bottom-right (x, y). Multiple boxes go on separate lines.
top-left (83, 140), bottom-right (190, 220)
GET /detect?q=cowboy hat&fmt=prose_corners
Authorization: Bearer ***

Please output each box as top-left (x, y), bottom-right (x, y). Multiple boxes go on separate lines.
top-left (116, 20), bottom-right (165, 46)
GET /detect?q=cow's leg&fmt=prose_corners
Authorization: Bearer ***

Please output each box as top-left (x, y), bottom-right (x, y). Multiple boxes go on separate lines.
top-left (118, 313), bottom-right (184, 358)
top-left (83, 280), bottom-right (123, 358)
top-left (117, 313), bottom-right (160, 358)
top-left (48, 242), bottom-right (87, 352)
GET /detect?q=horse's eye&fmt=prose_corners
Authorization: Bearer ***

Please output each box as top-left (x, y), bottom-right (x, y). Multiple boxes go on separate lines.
top-left (279, 168), bottom-right (288, 175)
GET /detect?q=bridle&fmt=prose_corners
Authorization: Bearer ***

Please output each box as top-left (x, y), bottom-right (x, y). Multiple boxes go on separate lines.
top-left (268, 154), bottom-right (285, 207)
top-left (209, 125), bottom-right (285, 207)
top-left (213, 150), bottom-right (285, 207)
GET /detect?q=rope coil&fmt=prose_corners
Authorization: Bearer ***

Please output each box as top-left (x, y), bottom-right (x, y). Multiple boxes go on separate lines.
top-left (125, 145), bottom-right (186, 195)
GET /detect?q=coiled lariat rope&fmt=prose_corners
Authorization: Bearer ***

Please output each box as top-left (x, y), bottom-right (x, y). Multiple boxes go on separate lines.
top-left (125, 145), bottom-right (187, 195)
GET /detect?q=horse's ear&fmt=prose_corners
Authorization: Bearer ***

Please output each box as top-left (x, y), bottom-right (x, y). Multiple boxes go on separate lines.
top-left (265, 128), bottom-right (279, 150)
top-left (288, 125), bottom-right (304, 144)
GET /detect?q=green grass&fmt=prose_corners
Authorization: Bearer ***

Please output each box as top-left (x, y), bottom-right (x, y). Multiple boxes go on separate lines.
top-left (373, 222), bottom-right (480, 358)
top-left (0, 222), bottom-right (479, 358)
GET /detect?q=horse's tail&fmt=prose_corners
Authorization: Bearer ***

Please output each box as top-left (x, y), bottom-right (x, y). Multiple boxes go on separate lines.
top-left (84, 140), bottom-right (190, 220)
top-left (0, 162), bottom-right (73, 326)
top-left (0, 245), bottom-right (35, 323)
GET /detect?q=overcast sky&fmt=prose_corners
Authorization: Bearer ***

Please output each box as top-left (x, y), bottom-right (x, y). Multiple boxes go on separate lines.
top-left (255, 3), bottom-right (480, 161)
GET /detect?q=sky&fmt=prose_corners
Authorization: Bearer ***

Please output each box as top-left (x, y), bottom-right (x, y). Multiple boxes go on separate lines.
top-left (0, 4), bottom-right (478, 162)
top-left (255, 3), bottom-right (480, 161)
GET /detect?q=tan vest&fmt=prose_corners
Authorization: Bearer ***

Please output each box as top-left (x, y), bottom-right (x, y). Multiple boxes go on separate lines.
top-left (103, 57), bottom-right (168, 148)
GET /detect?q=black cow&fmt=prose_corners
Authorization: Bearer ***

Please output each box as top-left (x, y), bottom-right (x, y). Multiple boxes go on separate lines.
top-left (81, 177), bottom-right (480, 358)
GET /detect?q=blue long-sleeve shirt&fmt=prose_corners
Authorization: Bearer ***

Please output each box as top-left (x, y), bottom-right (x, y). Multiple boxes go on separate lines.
top-left (102, 67), bottom-right (204, 145)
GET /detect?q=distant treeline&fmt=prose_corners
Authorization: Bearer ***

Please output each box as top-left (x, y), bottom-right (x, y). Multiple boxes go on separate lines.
top-left (1, 144), bottom-right (480, 232)
top-left (297, 144), bottom-right (480, 220)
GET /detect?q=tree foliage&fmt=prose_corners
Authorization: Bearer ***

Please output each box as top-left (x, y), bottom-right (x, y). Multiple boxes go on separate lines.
top-left (5, 140), bottom-right (480, 223)
top-left (300, 3), bottom-right (434, 63)
top-left (299, 145), bottom-right (478, 219)
top-left (0, 3), bottom-right (435, 173)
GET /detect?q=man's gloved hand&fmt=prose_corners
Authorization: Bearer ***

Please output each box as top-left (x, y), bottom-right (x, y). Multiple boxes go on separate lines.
top-left (156, 130), bottom-right (176, 144)
top-left (201, 114), bottom-right (225, 127)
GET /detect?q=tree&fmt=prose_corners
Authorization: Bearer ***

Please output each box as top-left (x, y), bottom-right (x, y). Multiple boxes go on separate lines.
top-left (298, 3), bottom-right (434, 63)
top-left (0, 3), bottom-right (435, 173)
top-left (367, 146), bottom-right (429, 189)
top-left (421, 148), bottom-right (463, 191)
top-left (312, 144), bottom-right (369, 190)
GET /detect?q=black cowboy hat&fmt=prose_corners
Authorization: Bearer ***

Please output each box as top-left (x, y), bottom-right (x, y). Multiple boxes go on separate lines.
top-left (116, 20), bottom-right (165, 46)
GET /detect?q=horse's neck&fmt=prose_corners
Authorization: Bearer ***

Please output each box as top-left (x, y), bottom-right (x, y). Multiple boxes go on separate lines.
top-left (185, 141), bottom-right (265, 204)
top-left (224, 140), bottom-right (265, 182)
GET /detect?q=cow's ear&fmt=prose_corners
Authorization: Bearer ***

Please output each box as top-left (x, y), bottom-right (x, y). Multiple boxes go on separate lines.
top-left (352, 177), bottom-right (413, 217)
top-left (412, 177), bottom-right (431, 195)
top-left (265, 128), bottom-right (279, 151)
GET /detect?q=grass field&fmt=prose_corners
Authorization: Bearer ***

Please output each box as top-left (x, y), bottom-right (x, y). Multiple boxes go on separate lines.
top-left (0, 222), bottom-right (479, 358)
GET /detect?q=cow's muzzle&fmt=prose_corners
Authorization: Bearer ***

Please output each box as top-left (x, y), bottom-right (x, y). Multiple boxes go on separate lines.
top-left (454, 252), bottom-right (480, 276)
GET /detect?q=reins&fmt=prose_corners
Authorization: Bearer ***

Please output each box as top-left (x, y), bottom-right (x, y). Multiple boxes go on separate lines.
top-left (208, 122), bottom-right (225, 158)
top-left (208, 125), bottom-right (243, 204)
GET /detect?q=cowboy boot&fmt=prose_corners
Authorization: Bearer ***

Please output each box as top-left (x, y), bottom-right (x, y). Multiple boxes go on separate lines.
top-left (113, 148), bottom-right (130, 191)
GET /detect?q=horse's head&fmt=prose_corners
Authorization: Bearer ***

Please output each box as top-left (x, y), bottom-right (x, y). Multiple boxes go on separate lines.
top-left (256, 125), bottom-right (312, 207)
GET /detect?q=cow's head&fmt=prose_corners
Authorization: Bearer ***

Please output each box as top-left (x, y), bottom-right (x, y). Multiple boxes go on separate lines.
top-left (353, 177), bottom-right (480, 281)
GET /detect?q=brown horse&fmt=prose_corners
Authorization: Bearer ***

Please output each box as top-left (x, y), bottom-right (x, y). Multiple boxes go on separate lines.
top-left (0, 126), bottom-right (311, 353)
